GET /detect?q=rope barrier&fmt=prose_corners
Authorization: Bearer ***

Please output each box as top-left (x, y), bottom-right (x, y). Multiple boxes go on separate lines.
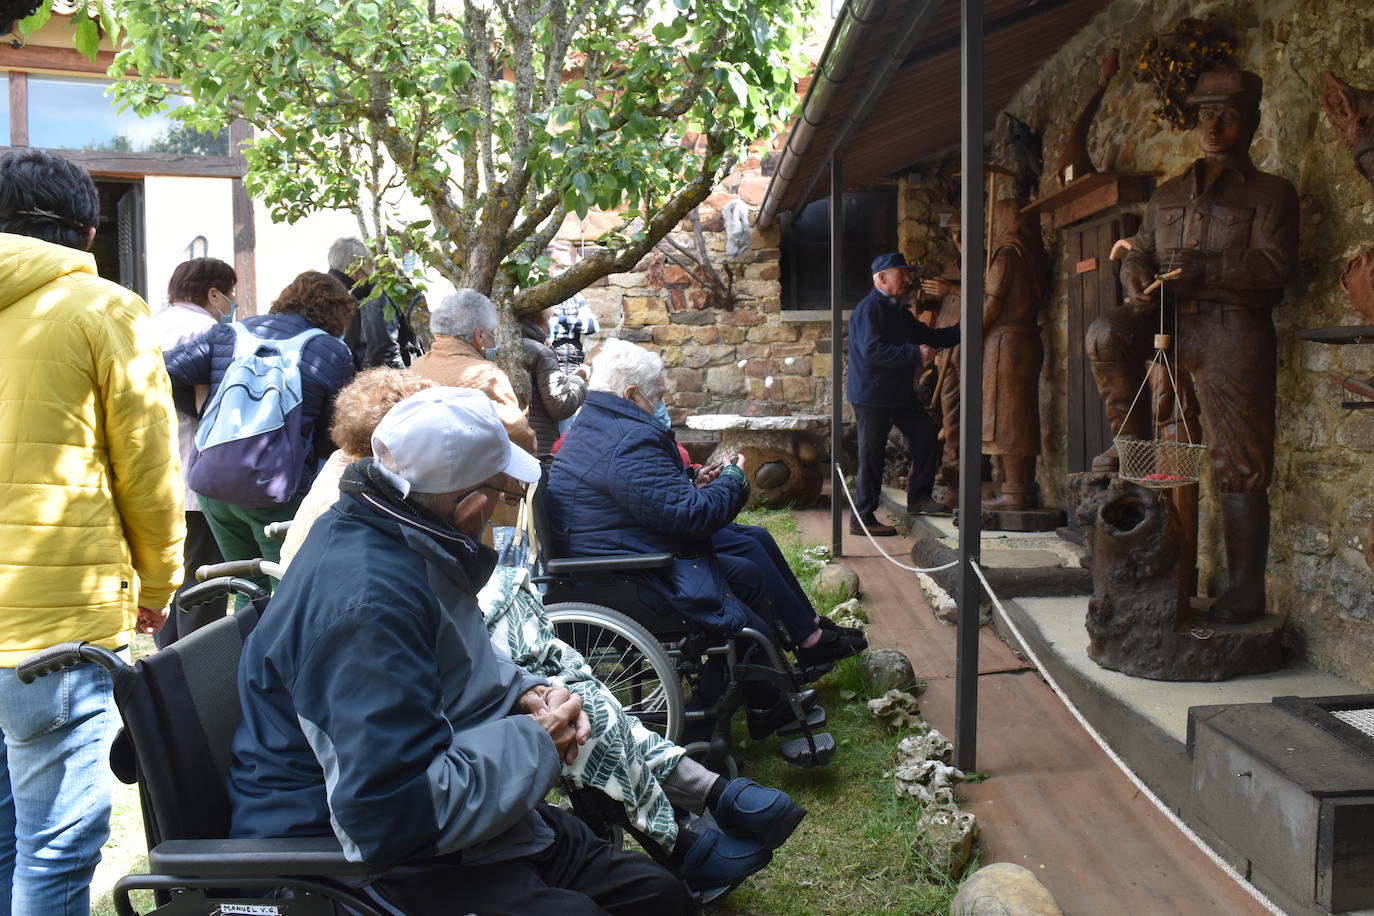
top-left (831, 460), bottom-right (1278, 910)
top-left (966, 559), bottom-right (1285, 916)
top-left (831, 463), bottom-right (958, 574)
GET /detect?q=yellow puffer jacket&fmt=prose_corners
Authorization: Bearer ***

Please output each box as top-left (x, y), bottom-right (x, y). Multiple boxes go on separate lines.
top-left (0, 233), bottom-right (185, 664)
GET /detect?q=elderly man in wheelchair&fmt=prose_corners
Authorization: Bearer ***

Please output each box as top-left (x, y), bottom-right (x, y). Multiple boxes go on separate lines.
top-left (20, 384), bottom-right (812, 915)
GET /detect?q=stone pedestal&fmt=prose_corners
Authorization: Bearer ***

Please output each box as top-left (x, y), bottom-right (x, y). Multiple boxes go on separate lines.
top-left (1083, 479), bottom-right (1283, 682)
top-left (981, 506), bottom-right (1066, 532)
top-left (684, 414), bottom-right (828, 508)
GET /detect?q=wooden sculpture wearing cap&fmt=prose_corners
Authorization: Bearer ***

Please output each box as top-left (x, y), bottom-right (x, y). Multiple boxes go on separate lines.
top-left (1085, 66), bottom-right (1299, 626)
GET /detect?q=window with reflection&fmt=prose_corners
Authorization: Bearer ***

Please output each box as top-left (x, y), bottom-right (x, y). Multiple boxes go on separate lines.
top-left (26, 75), bottom-right (227, 155)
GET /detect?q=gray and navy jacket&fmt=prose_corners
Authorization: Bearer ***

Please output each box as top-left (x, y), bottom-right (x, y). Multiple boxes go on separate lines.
top-left (226, 459), bottom-right (558, 867)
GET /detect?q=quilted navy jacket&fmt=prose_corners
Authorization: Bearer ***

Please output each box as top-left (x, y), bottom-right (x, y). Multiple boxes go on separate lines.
top-left (163, 312), bottom-right (355, 497)
top-left (545, 391), bottom-right (750, 630)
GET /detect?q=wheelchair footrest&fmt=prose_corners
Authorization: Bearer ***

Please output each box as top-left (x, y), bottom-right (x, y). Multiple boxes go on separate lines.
top-left (798, 662), bottom-right (834, 683)
top-left (776, 704), bottom-right (827, 737)
top-left (779, 731), bottom-right (837, 768)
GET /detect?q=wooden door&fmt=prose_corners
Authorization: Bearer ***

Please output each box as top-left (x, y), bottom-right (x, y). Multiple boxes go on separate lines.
top-left (1065, 212), bottom-right (1138, 473)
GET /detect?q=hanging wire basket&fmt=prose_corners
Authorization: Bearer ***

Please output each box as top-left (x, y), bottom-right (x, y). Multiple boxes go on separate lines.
top-left (1110, 269), bottom-right (1206, 490)
top-left (1114, 436), bottom-right (1206, 488)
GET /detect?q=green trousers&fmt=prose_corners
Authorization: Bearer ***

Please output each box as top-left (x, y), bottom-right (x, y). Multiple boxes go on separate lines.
top-left (198, 493), bottom-right (304, 601)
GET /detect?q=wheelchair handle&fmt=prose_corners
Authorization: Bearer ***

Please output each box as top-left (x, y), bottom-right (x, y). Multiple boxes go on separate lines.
top-left (196, 559), bottom-right (264, 582)
top-left (17, 642), bottom-right (126, 684)
top-left (264, 520), bottom-right (292, 540)
top-left (178, 576), bottom-right (269, 612)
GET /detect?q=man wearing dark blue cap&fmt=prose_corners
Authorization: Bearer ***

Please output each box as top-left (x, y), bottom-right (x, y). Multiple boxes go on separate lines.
top-left (846, 252), bottom-right (961, 535)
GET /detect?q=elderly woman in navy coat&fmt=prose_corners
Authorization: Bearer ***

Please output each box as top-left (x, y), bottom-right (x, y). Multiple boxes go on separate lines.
top-left (545, 339), bottom-right (865, 670)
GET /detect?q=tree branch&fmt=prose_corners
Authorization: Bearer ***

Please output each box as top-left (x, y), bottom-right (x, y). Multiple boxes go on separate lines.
top-left (512, 130), bottom-right (735, 316)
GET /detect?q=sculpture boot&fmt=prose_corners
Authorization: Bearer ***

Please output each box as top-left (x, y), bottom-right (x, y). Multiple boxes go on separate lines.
top-left (983, 457), bottom-right (1035, 510)
top-left (1209, 492), bottom-right (1270, 625)
top-left (1089, 360), bottom-right (1151, 472)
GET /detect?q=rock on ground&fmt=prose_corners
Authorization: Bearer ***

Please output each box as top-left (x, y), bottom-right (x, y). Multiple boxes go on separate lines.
top-left (866, 688), bottom-right (927, 732)
top-left (812, 563), bottom-right (860, 600)
top-left (915, 805), bottom-right (979, 880)
top-left (862, 649), bottom-right (922, 693)
top-left (951, 862), bottom-right (1063, 916)
top-left (830, 597), bottom-right (869, 622)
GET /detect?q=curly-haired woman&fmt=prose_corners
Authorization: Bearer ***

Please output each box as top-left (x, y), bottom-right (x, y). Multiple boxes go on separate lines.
top-left (164, 270), bottom-right (356, 588)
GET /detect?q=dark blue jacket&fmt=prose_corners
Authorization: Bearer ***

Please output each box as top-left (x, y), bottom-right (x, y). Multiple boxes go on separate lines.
top-left (846, 287), bottom-right (960, 407)
top-left (163, 312), bottom-right (355, 494)
top-left (546, 391), bottom-right (751, 631)
top-left (226, 460), bottom-right (555, 868)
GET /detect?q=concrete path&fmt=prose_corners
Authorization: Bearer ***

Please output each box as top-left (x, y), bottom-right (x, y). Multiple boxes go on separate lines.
top-left (796, 504), bottom-right (1272, 916)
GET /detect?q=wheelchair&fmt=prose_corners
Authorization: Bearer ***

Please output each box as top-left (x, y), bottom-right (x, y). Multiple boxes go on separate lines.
top-left (18, 577), bottom-right (385, 916)
top-left (530, 466), bottom-right (836, 774)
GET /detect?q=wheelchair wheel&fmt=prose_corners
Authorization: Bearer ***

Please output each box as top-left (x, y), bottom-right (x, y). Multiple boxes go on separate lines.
top-left (546, 602), bottom-right (684, 744)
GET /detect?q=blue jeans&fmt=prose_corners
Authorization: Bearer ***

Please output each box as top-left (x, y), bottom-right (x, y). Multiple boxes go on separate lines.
top-left (0, 663), bottom-right (118, 915)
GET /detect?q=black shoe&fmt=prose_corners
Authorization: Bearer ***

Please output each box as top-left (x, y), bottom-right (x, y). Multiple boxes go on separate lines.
top-left (849, 516), bottom-right (897, 536)
top-left (907, 498), bottom-right (953, 517)
top-left (795, 628), bottom-right (865, 667)
top-left (818, 615), bottom-right (864, 639)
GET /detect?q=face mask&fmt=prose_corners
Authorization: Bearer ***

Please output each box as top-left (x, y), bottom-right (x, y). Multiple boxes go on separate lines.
top-left (483, 345), bottom-right (500, 361)
top-left (214, 294), bottom-right (237, 324)
top-left (653, 399), bottom-right (671, 431)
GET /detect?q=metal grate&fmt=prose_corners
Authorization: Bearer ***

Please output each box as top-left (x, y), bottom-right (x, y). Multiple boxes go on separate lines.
top-left (1332, 707), bottom-right (1374, 738)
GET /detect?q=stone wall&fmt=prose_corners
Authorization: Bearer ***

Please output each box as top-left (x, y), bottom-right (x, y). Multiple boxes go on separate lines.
top-left (562, 148), bottom-right (835, 423)
top-left (995, 0), bottom-right (1374, 685)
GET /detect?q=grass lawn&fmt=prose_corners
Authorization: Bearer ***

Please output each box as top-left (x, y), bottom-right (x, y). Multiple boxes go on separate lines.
top-left (93, 507), bottom-right (966, 915)
top-left (708, 508), bottom-right (966, 915)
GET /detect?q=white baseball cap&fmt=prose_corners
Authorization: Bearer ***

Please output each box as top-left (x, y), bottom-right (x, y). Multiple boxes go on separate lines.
top-left (370, 387), bottom-right (541, 496)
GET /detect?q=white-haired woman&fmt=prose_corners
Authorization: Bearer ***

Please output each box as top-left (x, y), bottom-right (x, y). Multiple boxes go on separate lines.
top-left (545, 340), bottom-right (864, 732)
top-left (411, 288), bottom-right (535, 453)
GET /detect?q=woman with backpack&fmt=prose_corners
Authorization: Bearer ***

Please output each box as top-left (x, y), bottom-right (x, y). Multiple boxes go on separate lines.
top-left (164, 270), bottom-right (356, 592)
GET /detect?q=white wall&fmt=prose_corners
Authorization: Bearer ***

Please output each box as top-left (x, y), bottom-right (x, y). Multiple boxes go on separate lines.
top-left (142, 176), bottom-right (235, 311)
top-left (252, 201), bottom-right (361, 309)
top-left (142, 179), bottom-right (457, 316)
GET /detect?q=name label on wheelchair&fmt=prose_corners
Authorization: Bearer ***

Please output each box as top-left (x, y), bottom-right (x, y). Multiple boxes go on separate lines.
top-left (215, 906), bottom-right (282, 915)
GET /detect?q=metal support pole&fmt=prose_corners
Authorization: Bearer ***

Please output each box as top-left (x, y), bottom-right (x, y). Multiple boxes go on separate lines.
top-left (829, 156), bottom-right (845, 559)
top-left (954, 0), bottom-right (984, 774)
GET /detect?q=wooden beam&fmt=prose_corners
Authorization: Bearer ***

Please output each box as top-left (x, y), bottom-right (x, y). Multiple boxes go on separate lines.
top-left (0, 146), bottom-right (243, 178)
top-left (0, 44), bottom-right (117, 76)
top-left (8, 71), bottom-right (26, 147)
top-left (229, 120), bottom-right (258, 315)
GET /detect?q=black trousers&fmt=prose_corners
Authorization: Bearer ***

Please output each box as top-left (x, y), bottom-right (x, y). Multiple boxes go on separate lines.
top-left (154, 510), bottom-right (227, 649)
top-left (851, 402), bottom-right (940, 520)
top-left (369, 805), bottom-right (688, 916)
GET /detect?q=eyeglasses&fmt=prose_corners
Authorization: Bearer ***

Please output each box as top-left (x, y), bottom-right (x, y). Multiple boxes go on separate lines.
top-left (479, 483), bottom-right (526, 506)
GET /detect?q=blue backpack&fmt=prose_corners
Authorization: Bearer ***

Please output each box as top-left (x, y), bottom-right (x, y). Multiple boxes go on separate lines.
top-left (187, 322), bottom-right (327, 508)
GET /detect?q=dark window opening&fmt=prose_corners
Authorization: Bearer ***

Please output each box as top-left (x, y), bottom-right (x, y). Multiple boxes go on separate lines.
top-left (780, 188), bottom-right (898, 311)
top-left (90, 180), bottom-right (146, 299)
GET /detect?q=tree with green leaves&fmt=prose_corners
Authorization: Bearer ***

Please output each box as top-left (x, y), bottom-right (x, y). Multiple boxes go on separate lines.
top-left (97, 0), bottom-right (810, 316)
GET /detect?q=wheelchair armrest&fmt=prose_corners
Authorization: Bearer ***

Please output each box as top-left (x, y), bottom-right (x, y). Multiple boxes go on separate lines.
top-left (149, 837), bottom-right (377, 878)
top-left (544, 553), bottom-right (674, 575)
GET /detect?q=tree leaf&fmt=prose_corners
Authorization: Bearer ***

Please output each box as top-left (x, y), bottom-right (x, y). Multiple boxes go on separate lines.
top-left (73, 16), bottom-right (101, 63)
top-left (19, 0), bottom-right (53, 38)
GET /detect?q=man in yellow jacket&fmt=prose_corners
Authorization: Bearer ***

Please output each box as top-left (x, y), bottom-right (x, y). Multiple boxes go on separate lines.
top-left (0, 150), bottom-right (184, 914)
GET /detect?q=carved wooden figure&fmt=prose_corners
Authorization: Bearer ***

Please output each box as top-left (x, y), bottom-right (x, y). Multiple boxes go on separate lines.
top-left (1057, 49), bottom-right (1120, 183)
top-left (981, 199), bottom-right (1050, 509)
top-left (1086, 67), bottom-right (1299, 626)
top-left (1322, 71), bottom-right (1374, 191)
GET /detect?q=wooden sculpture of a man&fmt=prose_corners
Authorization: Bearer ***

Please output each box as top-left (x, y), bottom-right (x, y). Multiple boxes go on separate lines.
top-left (982, 199), bottom-right (1051, 510)
top-left (1086, 67), bottom-right (1299, 625)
